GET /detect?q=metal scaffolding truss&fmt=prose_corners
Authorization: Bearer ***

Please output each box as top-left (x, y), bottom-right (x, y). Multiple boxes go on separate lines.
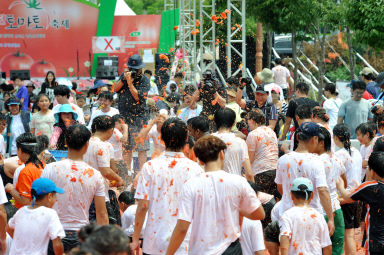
top-left (178, 0), bottom-right (197, 85)
top-left (226, 0), bottom-right (246, 78)
top-left (167, 0), bottom-right (247, 85)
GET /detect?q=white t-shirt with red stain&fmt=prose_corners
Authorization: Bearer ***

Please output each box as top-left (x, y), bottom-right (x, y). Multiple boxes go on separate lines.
top-left (335, 147), bottom-right (362, 191)
top-left (319, 153), bottom-right (346, 212)
top-left (212, 132), bottom-right (249, 176)
top-left (108, 129), bottom-right (124, 160)
top-left (246, 126), bottom-right (279, 175)
top-left (148, 124), bottom-right (165, 153)
top-left (360, 139), bottom-right (375, 180)
top-left (135, 151), bottom-right (203, 255)
top-left (9, 206), bottom-right (65, 255)
top-left (41, 159), bottom-right (105, 230)
top-left (178, 170), bottom-right (262, 255)
top-left (83, 136), bottom-right (111, 201)
top-left (279, 206), bottom-right (332, 255)
top-left (275, 152), bottom-right (328, 220)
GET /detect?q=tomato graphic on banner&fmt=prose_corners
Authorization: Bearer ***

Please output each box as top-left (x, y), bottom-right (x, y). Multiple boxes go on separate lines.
top-left (0, 0), bottom-right (98, 77)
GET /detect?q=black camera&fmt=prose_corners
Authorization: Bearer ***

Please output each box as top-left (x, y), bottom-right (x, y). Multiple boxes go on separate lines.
top-left (130, 69), bottom-right (138, 79)
top-left (202, 70), bottom-right (216, 94)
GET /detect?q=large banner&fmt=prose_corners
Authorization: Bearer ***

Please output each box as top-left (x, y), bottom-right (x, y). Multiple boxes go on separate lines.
top-left (110, 15), bottom-right (162, 73)
top-left (0, 0), bottom-right (98, 78)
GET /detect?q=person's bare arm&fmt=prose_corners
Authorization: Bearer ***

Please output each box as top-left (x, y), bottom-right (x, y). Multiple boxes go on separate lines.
top-left (52, 237), bottom-right (64, 255)
top-left (128, 76), bottom-right (140, 102)
top-left (94, 195), bottom-right (109, 226)
top-left (268, 119), bottom-right (277, 130)
top-left (248, 150), bottom-right (255, 165)
top-left (137, 118), bottom-right (157, 141)
top-left (215, 92), bottom-right (226, 108)
top-left (318, 187), bottom-right (335, 236)
top-left (166, 219), bottom-right (191, 255)
top-left (337, 117), bottom-right (344, 124)
top-left (130, 199), bottom-right (149, 254)
top-left (280, 235), bottom-right (289, 255)
top-left (0, 205), bottom-right (6, 253)
top-left (98, 167), bottom-right (124, 187)
top-left (110, 159), bottom-right (118, 174)
top-left (19, 98), bottom-right (24, 105)
top-left (322, 245), bottom-right (332, 255)
top-left (121, 124), bottom-right (129, 143)
top-left (280, 117), bottom-right (292, 141)
top-left (242, 158), bottom-right (254, 182)
top-left (5, 184), bottom-right (30, 206)
top-left (336, 178), bottom-right (354, 204)
top-left (236, 88), bottom-right (246, 109)
top-left (241, 205), bottom-right (265, 221)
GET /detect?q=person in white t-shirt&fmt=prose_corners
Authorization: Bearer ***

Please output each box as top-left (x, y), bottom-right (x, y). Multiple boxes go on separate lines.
top-left (333, 123), bottom-right (364, 255)
top-left (166, 135), bottom-right (265, 255)
top-left (87, 91), bottom-right (119, 129)
top-left (131, 118), bottom-right (203, 255)
top-left (8, 178), bottom-right (65, 255)
top-left (109, 115), bottom-right (130, 190)
top-left (312, 106), bottom-right (336, 152)
top-left (272, 59), bottom-right (292, 100)
top-left (356, 122), bottom-right (375, 180)
top-left (52, 85), bottom-right (85, 124)
top-left (41, 124), bottom-right (108, 253)
top-left (246, 109), bottom-right (279, 197)
top-left (240, 218), bottom-right (266, 255)
top-left (118, 191), bottom-right (147, 238)
top-left (279, 177), bottom-right (332, 255)
top-left (0, 176), bottom-right (8, 253)
top-left (212, 108), bottom-right (253, 181)
top-left (315, 127), bottom-right (347, 255)
top-left (323, 83), bottom-right (342, 129)
top-left (136, 113), bottom-right (168, 159)
top-left (266, 122), bottom-right (334, 255)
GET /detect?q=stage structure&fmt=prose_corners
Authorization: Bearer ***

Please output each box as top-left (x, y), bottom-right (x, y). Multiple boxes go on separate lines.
top-left (169, 0), bottom-right (247, 85)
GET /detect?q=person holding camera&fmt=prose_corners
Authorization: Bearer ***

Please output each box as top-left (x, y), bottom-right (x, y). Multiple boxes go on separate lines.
top-left (115, 54), bottom-right (151, 172)
top-left (236, 85), bottom-right (278, 130)
top-left (192, 70), bottom-right (227, 131)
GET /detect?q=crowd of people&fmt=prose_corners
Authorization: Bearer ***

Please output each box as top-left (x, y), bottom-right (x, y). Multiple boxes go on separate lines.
top-left (0, 53), bottom-right (383, 255)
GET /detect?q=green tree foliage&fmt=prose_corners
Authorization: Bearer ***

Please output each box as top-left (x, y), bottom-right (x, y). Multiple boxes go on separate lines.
top-left (345, 0), bottom-right (384, 50)
top-left (124, 0), bottom-right (164, 15)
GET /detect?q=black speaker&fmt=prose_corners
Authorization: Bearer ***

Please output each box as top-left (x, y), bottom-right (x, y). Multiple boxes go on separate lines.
top-left (97, 56), bottom-right (118, 67)
top-left (96, 66), bottom-right (118, 80)
top-left (0, 72), bottom-right (5, 79)
top-left (10, 70), bottom-right (30, 80)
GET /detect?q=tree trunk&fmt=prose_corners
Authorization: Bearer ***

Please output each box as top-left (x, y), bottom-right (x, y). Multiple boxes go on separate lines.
top-left (292, 30), bottom-right (298, 90)
top-left (317, 22), bottom-right (328, 103)
top-left (267, 29), bottom-right (273, 68)
top-left (255, 22), bottom-right (263, 76)
top-left (346, 27), bottom-right (355, 80)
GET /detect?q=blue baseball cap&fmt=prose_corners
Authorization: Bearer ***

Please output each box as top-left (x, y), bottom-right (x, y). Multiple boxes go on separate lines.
top-left (297, 122), bottom-right (320, 137)
top-left (31, 178), bottom-right (64, 196)
top-left (91, 79), bottom-right (109, 90)
top-left (6, 98), bottom-right (21, 106)
top-left (291, 177), bottom-right (313, 192)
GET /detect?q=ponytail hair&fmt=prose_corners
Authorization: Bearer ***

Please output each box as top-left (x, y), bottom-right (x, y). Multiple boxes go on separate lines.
top-left (16, 133), bottom-right (44, 168)
top-left (333, 124), bottom-right (352, 155)
top-left (312, 106), bottom-right (330, 123)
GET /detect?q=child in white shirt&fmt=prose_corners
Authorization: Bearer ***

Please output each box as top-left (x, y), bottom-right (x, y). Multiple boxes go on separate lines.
top-left (279, 177), bottom-right (332, 255)
top-left (8, 178), bottom-right (65, 255)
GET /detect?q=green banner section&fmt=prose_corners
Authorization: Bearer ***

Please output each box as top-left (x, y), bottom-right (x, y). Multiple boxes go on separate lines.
top-left (158, 9), bottom-right (179, 54)
top-left (73, 0), bottom-right (99, 9)
top-left (91, 0), bottom-right (117, 76)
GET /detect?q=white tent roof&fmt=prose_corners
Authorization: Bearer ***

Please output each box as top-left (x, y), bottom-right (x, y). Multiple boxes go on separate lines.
top-left (114, 0), bottom-right (136, 16)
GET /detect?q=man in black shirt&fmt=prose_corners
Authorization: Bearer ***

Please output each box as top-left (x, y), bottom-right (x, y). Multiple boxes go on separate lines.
top-left (280, 82), bottom-right (319, 141)
top-left (114, 55), bottom-right (150, 171)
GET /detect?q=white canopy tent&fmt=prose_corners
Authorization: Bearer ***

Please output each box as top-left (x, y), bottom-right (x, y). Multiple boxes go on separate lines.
top-left (114, 0), bottom-right (136, 16)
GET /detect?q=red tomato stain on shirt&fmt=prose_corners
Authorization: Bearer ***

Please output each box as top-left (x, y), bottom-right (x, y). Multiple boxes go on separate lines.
top-left (169, 160), bottom-right (177, 168)
top-left (170, 179), bottom-right (174, 186)
top-left (292, 240), bottom-right (299, 250)
top-left (97, 149), bottom-right (103, 156)
top-left (311, 214), bottom-right (317, 218)
top-left (71, 164), bottom-right (78, 171)
top-left (298, 160), bottom-right (303, 166)
top-left (220, 178), bottom-right (224, 182)
top-left (83, 168), bottom-right (94, 177)
top-left (70, 177), bottom-right (76, 182)
top-left (172, 208), bottom-right (179, 216)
